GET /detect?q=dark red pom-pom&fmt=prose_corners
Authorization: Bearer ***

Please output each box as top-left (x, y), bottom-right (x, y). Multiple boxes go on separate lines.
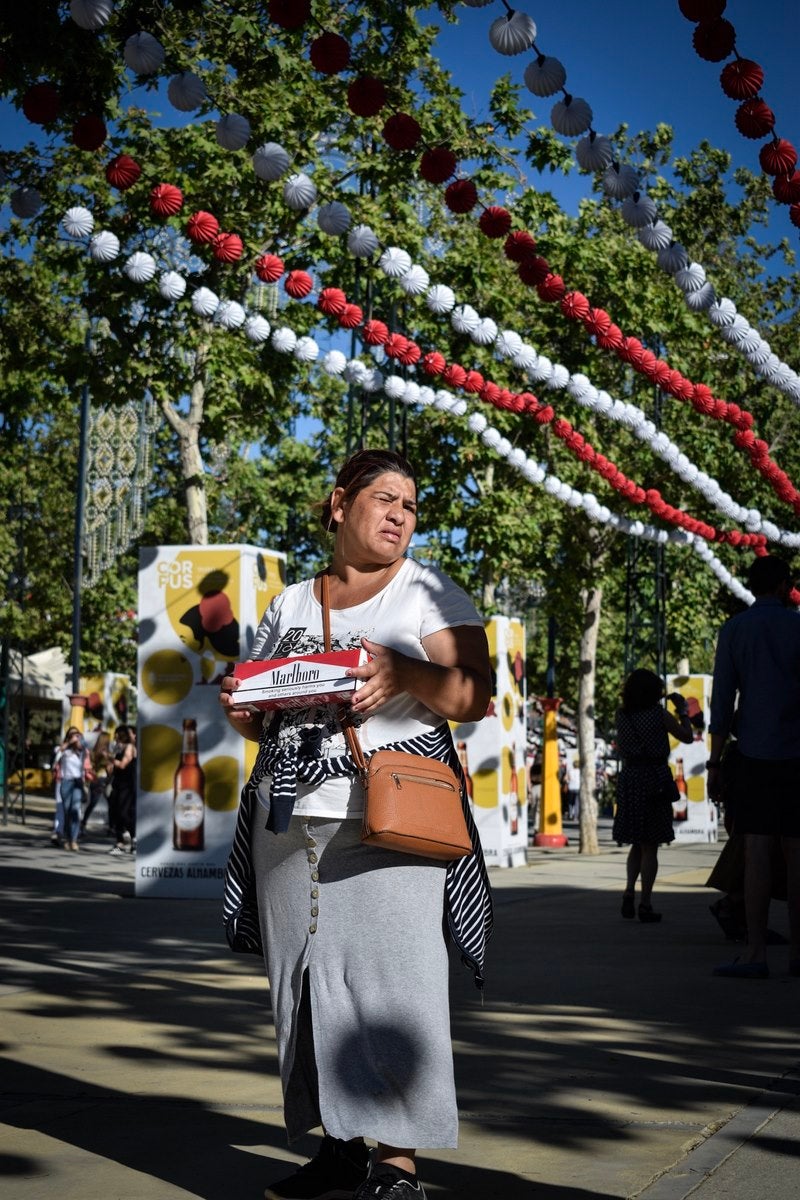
top-left (584, 307), bottom-right (611, 337)
top-left (503, 230), bottom-right (536, 261)
top-left (679, 0), bottom-right (726, 20)
top-left (382, 112), bottom-right (421, 151)
top-left (759, 138), bottom-right (798, 176)
top-left (773, 172), bottom-right (800, 204)
top-left (478, 206), bottom-right (512, 238)
top-left (106, 154), bottom-right (141, 190)
top-left (346, 76), bottom-right (387, 117)
top-left (517, 256), bottom-right (551, 286)
top-left (735, 98), bottom-right (775, 139)
top-left (213, 233), bottom-right (243, 262)
top-left (537, 274), bottom-right (565, 302)
top-left (150, 182), bottom-right (184, 216)
top-left (284, 270), bottom-right (313, 298)
top-left (560, 291), bottom-right (591, 321)
top-left (269, 0), bottom-right (310, 28)
top-left (720, 58), bottom-right (764, 100)
top-left (72, 115), bottom-right (106, 151)
top-left (254, 252), bottom-right (284, 281)
top-left (187, 211), bottom-right (219, 243)
top-left (445, 179), bottom-right (478, 213)
top-left (309, 32), bottom-right (350, 74)
top-left (693, 18), bottom-right (736, 62)
top-left (419, 146), bottom-right (456, 184)
top-left (22, 82), bottom-right (60, 124)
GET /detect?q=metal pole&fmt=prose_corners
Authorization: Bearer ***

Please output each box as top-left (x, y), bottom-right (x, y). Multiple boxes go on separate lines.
top-left (71, 342), bottom-right (91, 694)
top-left (545, 615), bottom-right (557, 697)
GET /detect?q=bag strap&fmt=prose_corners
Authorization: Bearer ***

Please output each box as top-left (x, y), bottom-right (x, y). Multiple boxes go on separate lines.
top-left (320, 570), bottom-right (368, 776)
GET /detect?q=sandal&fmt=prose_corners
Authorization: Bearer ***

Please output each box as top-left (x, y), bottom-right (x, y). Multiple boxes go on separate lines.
top-left (621, 891), bottom-right (635, 919)
top-left (639, 903), bottom-right (662, 923)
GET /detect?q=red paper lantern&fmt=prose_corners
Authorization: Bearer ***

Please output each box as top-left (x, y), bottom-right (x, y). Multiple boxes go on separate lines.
top-left (419, 146), bottom-right (457, 184)
top-left (503, 229), bottom-right (536, 261)
top-left (519, 392), bottom-right (539, 413)
top-left (443, 363), bottom-right (467, 389)
top-left (444, 179), bottom-right (478, 214)
top-left (384, 333), bottom-right (408, 359)
top-left (692, 383), bottom-right (715, 413)
top-left (533, 405), bottom-right (554, 425)
top-left (362, 319), bottom-right (389, 346)
top-left (347, 76), bottom-right (387, 118)
top-left (72, 115), bottom-right (107, 151)
top-left (150, 183), bottom-right (184, 216)
top-left (422, 351), bottom-right (446, 376)
top-left (464, 370), bottom-right (485, 393)
top-left (622, 337), bottom-right (646, 368)
top-left (596, 323), bottom-right (624, 351)
top-left (269, 0), bottom-right (310, 28)
top-left (679, 0), bottom-right (726, 21)
top-left (22, 82), bottom-right (60, 124)
top-left (584, 307), bottom-right (611, 337)
top-left (759, 138), bottom-right (798, 176)
top-left (480, 382), bottom-right (501, 405)
top-left (254, 252), bottom-right (284, 281)
top-left (284, 270), bottom-right (313, 298)
top-left (213, 232), bottom-right (243, 262)
top-left (693, 19), bottom-right (736, 63)
top-left (339, 303), bottom-right (363, 329)
top-left (478, 206), bottom-right (512, 238)
top-left (720, 58), bottom-right (764, 100)
top-left (186, 211), bottom-right (219, 244)
top-left (105, 154), bottom-right (141, 190)
top-left (517, 255), bottom-right (550, 286)
top-left (382, 113), bottom-right (421, 151)
top-left (652, 360), bottom-right (672, 388)
top-left (734, 98), bottom-right (775, 140)
top-left (537, 274), bottom-right (565, 303)
top-left (318, 287), bottom-right (347, 316)
top-left (560, 291), bottom-right (590, 321)
top-left (398, 339), bottom-right (420, 366)
top-left (309, 32), bottom-right (351, 75)
top-left (772, 172), bottom-right (800, 204)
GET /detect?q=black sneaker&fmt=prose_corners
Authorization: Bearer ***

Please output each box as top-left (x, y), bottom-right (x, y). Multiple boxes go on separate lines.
top-left (353, 1165), bottom-right (427, 1200)
top-left (264, 1135), bottom-right (370, 1200)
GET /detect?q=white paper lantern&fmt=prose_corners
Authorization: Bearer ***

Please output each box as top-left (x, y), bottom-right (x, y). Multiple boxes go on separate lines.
top-left (468, 412), bottom-right (488, 434)
top-left (384, 375), bottom-right (406, 400)
top-left (675, 262), bottom-right (706, 293)
top-left (482, 426), bottom-right (503, 449)
top-left (283, 172), bottom-right (317, 210)
top-left (123, 251), bottom-right (157, 283)
top-left (398, 265), bottom-right (430, 296)
top-left (167, 72), bottom-right (208, 112)
top-left (322, 349), bottom-right (347, 375)
top-left (362, 367), bottom-right (383, 393)
top-left (684, 282), bottom-right (716, 311)
top-left (191, 287), bottom-right (219, 317)
top-left (551, 96), bottom-right (593, 136)
top-left (568, 373), bottom-right (592, 399)
top-left (707, 297), bottom-right (737, 327)
top-left (70, 0), bottom-right (113, 30)
top-left (657, 243), bottom-right (688, 274)
top-left (244, 315), bottom-right (271, 343)
top-left (511, 343), bottom-right (538, 371)
top-left (253, 142), bottom-right (290, 181)
top-left (344, 360), bottom-right (368, 385)
top-left (216, 113), bottom-right (251, 150)
top-left (548, 363), bottom-right (570, 390)
top-left (575, 133), bottom-right (613, 172)
top-left (426, 284), bottom-right (455, 314)
top-left (528, 354), bottom-right (552, 382)
top-left (317, 201), bottom-right (351, 235)
top-left (523, 55), bottom-right (566, 97)
top-left (62, 206), bottom-right (94, 237)
top-left (348, 223), bottom-right (379, 257)
top-left (89, 230), bottom-right (120, 261)
top-left (404, 381), bottom-right (420, 404)
top-left (471, 317), bottom-right (498, 345)
top-left (294, 336), bottom-right (319, 362)
top-left (379, 246), bottom-right (412, 278)
top-left (621, 193), bottom-right (658, 228)
top-left (489, 12), bottom-right (536, 56)
top-left (743, 338), bottom-right (771, 365)
top-left (271, 327), bottom-right (297, 354)
top-left (637, 220), bottom-right (673, 250)
top-left (10, 187), bottom-right (42, 218)
top-left (124, 32), bottom-right (165, 75)
top-left (602, 162), bottom-right (639, 198)
top-left (496, 330), bottom-right (523, 358)
top-left (451, 304), bottom-right (480, 334)
top-left (158, 271), bottom-right (186, 301)
top-left (214, 300), bottom-right (246, 330)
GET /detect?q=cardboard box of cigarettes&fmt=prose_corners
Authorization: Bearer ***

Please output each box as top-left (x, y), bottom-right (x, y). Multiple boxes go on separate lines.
top-left (232, 649), bottom-right (369, 711)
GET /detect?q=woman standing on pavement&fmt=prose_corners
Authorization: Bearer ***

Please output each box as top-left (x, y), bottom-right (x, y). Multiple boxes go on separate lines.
top-left (57, 727), bottom-right (89, 852)
top-left (107, 725), bottom-right (137, 855)
top-left (220, 447), bottom-right (493, 1200)
top-left (613, 669), bottom-right (693, 922)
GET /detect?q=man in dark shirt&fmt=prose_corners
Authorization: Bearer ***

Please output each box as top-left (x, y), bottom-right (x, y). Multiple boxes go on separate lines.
top-left (708, 556), bottom-right (800, 978)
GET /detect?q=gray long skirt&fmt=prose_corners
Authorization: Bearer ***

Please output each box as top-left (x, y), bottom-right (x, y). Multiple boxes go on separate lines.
top-left (251, 814), bottom-right (458, 1148)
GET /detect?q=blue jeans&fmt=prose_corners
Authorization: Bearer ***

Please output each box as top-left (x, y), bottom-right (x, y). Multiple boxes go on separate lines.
top-left (60, 779), bottom-right (84, 844)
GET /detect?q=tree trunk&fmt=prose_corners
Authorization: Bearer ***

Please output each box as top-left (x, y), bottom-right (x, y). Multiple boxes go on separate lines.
top-left (158, 338), bottom-right (210, 545)
top-left (578, 581), bottom-right (602, 854)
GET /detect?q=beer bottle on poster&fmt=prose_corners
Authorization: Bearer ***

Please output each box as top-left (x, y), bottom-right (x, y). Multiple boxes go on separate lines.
top-left (509, 744), bottom-right (519, 835)
top-left (456, 740), bottom-right (474, 802)
top-left (673, 757), bottom-right (688, 822)
top-left (173, 718), bottom-right (205, 850)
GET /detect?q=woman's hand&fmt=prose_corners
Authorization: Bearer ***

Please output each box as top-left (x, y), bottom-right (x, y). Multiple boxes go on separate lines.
top-left (219, 672), bottom-right (263, 740)
top-left (347, 638), bottom-right (407, 717)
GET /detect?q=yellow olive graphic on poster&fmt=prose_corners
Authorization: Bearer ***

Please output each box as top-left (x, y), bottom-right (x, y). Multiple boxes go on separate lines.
top-left (473, 767), bottom-right (499, 809)
top-left (141, 650), bottom-right (194, 706)
top-left (501, 690), bottom-right (515, 731)
top-left (157, 549), bottom-right (243, 665)
top-left (139, 723), bottom-right (183, 792)
top-left (204, 755), bottom-right (240, 811)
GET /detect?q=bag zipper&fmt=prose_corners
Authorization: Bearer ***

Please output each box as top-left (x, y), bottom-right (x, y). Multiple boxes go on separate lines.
top-left (389, 771), bottom-right (456, 791)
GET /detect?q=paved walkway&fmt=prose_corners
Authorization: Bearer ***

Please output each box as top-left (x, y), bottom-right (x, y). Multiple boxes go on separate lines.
top-left (1, 806), bottom-right (798, 1199)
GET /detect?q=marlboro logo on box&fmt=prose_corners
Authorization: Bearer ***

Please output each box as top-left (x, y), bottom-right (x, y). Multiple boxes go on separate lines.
top-left (232, 649), bottom-right (369, 710)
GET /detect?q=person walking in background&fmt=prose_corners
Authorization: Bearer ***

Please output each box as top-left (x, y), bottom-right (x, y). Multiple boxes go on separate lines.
top-left (220, 448), bottom-right (493, 1200)
top-left (613, 669), bottom-right (693, 923)
top-left (708, 555), bottom-right (800, 979)
top-left (57, 727), bottom-right (90, 852)
top-left (566, 753), bottom-right (581, 821)
top-left (108, 725), bottom-right (137, 856)
top-left (81, 729), bottom-right (112, 835)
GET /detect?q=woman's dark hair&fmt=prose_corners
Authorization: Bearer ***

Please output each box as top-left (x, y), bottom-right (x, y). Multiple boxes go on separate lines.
top-left (621, 668), bottom-right (664, 714)
top-left (115, 725), bottom-right (133, 742)
top-left (319, 448), bottom-right (416, 532)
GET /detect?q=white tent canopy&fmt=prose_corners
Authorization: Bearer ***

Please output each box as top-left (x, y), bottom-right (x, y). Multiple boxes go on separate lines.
top-left (8, 647), bottom-right (69, 705)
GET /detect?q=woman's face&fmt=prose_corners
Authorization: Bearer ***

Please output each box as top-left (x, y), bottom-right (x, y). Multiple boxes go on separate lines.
top-left (333, 470), bottom-right (417, 565)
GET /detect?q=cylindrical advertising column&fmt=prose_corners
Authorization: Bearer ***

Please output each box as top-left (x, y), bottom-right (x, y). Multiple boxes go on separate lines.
top-left (136, 544), bottom-right (285, 897)
top-left (666, 672), bottom-right (718, 844)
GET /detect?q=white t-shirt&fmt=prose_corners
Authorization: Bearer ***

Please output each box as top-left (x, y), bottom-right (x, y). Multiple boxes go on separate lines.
top-left (249, 557), bottom-right (483, 818)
